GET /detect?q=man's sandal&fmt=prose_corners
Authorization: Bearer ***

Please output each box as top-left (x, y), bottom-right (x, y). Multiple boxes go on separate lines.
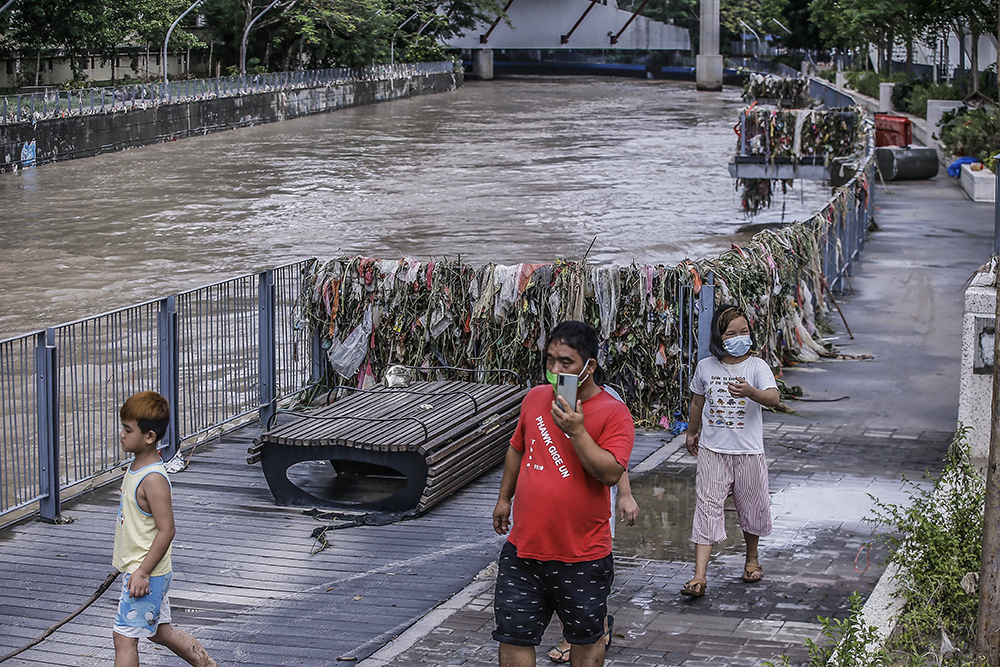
top-left (742, 561), bottom-right (764, 583)
top-left (680, 577), bottom-right (707, 597)
top-left (548, 614), bottom-right (614, 662)
top-left (547, 644), bottom-right (570, 664)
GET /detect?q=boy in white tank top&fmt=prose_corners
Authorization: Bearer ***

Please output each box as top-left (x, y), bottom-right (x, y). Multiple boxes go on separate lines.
top-left (111, 391), bottom-right (218, 667)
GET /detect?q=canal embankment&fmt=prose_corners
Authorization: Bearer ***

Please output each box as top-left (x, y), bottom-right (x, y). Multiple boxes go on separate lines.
top-left (0, 63), bottom-right (460, 173)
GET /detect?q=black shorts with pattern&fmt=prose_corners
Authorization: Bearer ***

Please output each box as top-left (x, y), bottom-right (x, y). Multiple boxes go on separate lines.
top-left (492, 541), bottom-right (614, 647)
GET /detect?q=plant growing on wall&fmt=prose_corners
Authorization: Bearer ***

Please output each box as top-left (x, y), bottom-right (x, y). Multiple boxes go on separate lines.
top-left (939, 106), bottom-right (1000, 172)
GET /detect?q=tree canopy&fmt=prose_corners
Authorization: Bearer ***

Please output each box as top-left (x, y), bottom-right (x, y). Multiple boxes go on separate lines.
top-left (0, 0), bottom-right (507, 82)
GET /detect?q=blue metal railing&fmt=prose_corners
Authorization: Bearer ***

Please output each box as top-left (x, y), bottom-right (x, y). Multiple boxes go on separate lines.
top-left (0, 258), bottom-right (316, 523)
top-left (0, 61), bottom-right (455, 125)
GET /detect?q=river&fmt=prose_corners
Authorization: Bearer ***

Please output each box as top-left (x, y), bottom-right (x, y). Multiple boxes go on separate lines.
top-left (0, 76), bottom-right (830, 340)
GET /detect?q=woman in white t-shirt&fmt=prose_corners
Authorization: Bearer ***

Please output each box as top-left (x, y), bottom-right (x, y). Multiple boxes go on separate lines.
top-left (680, 304), bottom-right (780, 598)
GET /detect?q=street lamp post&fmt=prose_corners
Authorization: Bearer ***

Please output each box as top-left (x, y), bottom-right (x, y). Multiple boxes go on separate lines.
top-left (390, 12), bottom-right (419, 66)
top-left (771, 18), bottom-right (792, 36)
top-left (241, 0), bottom-right (282, 76)
top-left (738, 20), bottom-right (762, 59)
top-left (164, 0), bottom-right (203, 99)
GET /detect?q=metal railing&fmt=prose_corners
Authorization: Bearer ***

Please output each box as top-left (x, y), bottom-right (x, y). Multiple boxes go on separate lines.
top-left (0, 258), bottom-right (316, 523)
top-left (1, 61), bottom-right (455, 125)
top-left (727, 57), bottom-right (801, 79)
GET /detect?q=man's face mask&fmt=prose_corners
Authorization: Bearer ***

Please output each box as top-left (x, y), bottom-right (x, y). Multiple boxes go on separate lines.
top-left (546, 358), bottom-right (592, 389)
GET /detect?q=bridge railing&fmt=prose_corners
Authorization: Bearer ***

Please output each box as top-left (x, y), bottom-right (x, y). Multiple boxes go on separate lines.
top-left (0, 258), bottom-right (316, 524)
top-left (0, 61), bottom-right (455, 126)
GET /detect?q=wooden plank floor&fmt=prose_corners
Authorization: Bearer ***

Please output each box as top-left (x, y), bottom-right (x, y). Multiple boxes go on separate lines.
top-left (0, 419), bottom-right (665, 666)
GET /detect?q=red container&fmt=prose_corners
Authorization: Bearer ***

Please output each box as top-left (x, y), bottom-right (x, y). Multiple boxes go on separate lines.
top-left (875, 113), bottom-right (912, 147)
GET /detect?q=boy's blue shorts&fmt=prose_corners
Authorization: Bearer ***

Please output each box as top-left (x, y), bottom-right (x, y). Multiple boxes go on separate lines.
top-left (113, 571), bottom-right (172, 638)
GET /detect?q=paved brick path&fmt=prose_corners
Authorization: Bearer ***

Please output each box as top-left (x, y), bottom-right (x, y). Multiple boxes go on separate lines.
top-left (362, 424), bottom-right (953, 667)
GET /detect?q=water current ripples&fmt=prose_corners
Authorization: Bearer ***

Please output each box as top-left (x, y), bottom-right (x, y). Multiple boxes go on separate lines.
top-left (0, 76), bottom-right (831, 339)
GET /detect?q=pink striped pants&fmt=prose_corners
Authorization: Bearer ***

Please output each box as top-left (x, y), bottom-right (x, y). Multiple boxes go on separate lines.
top-left (692, 447), bottom-right (772, 545)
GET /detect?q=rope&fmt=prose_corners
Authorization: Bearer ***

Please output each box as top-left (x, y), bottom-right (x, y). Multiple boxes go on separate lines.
top-left (0, 570), bottom-right (121, 663)
top-left (855, 542), bottom-right (871, 574)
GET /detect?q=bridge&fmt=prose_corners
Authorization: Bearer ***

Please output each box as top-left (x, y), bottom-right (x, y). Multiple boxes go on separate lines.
top-left (444, 0), bottom-right (695, 80)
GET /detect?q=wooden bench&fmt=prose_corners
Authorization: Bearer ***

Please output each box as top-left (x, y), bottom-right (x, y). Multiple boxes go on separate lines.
top-left (248, 380), bottom-right (527, 514)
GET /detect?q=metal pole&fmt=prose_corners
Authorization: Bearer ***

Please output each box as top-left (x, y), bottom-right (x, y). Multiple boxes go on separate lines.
top-left (157, 296), bottom-right (179, 462)
top-left (994, 153), bottom-right (1000, 257)
top-left (0, 0), bottom-right (17, 16)
top-left (258, 270), bottom-right (277, 429)
top-left (696, 272), bottom-right (715, 364)
top-left (36, 328), bottom-right (60, 523)
top-left (163, 0), bottom-right (202, 94)
top-left (241, 0), bottom-right (281, 76)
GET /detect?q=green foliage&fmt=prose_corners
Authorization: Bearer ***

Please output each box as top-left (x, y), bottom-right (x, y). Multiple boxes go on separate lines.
top-left (900, 83), bottom-right (963, 119)
top-left (1, 0), bottom-right (504, 76)
top-left (764, 592), bottom-right (893, 667)
top-left (816, 69), bottom-right (836, 84)
top-left (845, 70), bottom-right (883, 99)
top-left (867, 427), bottom-right (985, 663)
top-left (939, 107), bottom-right (1000, 172)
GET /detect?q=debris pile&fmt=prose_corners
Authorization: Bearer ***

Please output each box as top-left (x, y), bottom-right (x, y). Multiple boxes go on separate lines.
top-left (302, 197), bottom-right (859, 426)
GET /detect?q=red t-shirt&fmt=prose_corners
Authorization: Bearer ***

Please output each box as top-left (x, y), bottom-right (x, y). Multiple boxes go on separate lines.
top-left (508, 384), bottom-right (635, 562)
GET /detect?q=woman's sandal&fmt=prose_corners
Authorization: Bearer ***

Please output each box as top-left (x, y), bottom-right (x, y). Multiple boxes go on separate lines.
top-left (680, 577), bottom-right (707, 598)
top-left (742, 561), bottom-right (764, 583)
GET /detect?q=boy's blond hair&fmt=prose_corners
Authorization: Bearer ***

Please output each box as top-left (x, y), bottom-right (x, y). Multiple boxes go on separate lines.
top-left (120, 391), bottom-right (170, 443)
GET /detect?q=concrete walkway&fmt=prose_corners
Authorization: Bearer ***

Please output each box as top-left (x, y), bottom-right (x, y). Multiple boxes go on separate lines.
top-left (356, 175), bottom-right (997, 667)
top-left (0, 176), bottom-right (993, 667)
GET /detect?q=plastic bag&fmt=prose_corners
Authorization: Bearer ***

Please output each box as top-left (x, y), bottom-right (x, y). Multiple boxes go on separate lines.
top-left (327, 306), bottom-right (372, 378)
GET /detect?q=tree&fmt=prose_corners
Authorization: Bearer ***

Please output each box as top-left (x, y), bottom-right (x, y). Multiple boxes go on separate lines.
top-left (809, 0), bottom-right (926, 74)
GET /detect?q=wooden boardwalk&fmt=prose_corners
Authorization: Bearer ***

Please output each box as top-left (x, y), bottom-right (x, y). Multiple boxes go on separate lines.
top-left (0, 416), bottom-right (665, 666)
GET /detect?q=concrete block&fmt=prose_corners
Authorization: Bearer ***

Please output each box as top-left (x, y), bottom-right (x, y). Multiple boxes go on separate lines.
top-left (835, 72), bottom-right (847, 89)
top-left (959, 264), bottom-right (997, 459)
top-left (696, 54), bottom-right (723, 91)
top-left (926, 100), bottom-right (963, 142)
top-left (960, 162), bottom-right (997, 202)
top-left (472, 49), bottom-right (493, 81)
top-left (878, 82), bottom-right (894, 113)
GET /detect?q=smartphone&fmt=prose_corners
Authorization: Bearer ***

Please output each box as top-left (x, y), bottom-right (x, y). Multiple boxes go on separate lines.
top-left (556, 373), bottom-right (577, 410)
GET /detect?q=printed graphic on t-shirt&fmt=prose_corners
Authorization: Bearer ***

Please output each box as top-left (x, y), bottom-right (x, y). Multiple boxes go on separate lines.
top-left (705, 375), bottom-right (748, 430)
top-left (525, 415), bottom-right (571, 478)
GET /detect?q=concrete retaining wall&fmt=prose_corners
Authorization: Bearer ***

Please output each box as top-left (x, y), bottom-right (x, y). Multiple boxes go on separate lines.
top-left (959, 260), bottom-right (998, 458)
top-left (0, 70), bottom-right (461, 173)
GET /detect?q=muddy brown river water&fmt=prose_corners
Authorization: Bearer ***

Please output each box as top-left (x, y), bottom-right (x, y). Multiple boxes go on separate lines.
top-left (0, 76), bottom-right (830, 340)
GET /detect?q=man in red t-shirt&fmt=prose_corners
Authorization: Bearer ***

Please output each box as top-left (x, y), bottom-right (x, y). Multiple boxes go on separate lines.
top-left (492, 321), bottom-right (635, 667)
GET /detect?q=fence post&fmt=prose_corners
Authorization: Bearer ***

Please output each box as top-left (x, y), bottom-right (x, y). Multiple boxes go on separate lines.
top-left (36, 328), bottom-right (60, 523)
top-left (158, 296), bottom-right (179, 461)
top-left (311, 326), bottom-right (324, 384)
top-left (259, 270), bottom-right (277, 429)
top-left (696, 272), bottom-right (715, 364)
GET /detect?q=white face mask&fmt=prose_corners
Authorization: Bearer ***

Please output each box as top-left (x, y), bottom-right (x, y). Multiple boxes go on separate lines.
top-left (723, 335), bottom-right (752, 357)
